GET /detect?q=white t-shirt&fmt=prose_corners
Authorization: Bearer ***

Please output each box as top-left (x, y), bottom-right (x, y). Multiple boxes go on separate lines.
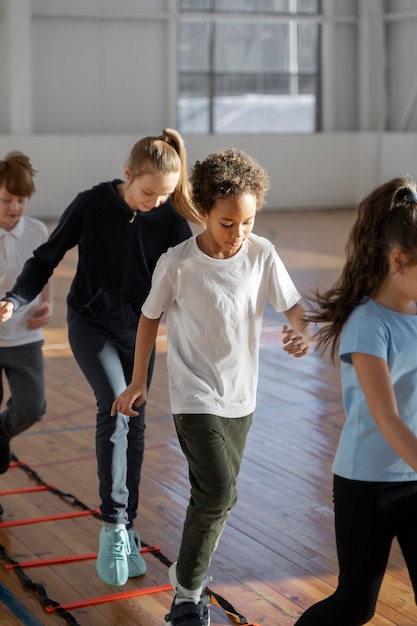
top-left (0, 216), bottom-right (48, 347)
top-left (142, 233), bottom-right (301, 417)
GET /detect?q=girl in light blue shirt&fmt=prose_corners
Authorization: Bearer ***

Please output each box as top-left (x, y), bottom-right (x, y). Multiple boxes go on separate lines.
top-left (295, 177), bottom-right (417, 625)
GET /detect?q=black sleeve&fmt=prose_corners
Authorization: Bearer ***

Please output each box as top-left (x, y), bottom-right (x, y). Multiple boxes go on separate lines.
top-left (4, 194), bottom-right (84, 310)
top-left (171, 214), bottom-right (193, 246)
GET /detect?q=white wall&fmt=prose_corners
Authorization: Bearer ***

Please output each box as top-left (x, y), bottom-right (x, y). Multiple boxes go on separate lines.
top-left (1, 132), bottom-right (416, 218)
top-left (2, 1), bottom-right (417, 219)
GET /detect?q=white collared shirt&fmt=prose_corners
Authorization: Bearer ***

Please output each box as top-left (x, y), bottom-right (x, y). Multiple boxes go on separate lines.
top-left (0, 216), bottom-right (48, 347)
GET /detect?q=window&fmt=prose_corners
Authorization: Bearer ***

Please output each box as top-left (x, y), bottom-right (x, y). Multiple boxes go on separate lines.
top-left (178, 0), bottom-right (321, 134)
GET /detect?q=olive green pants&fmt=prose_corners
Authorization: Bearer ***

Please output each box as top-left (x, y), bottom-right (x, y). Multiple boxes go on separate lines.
top-left (173, 412), bottom-right (253, 590)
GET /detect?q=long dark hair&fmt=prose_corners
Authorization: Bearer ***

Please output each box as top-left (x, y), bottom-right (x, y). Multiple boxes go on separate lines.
top-left (311, 176), bottom-right (417, 361)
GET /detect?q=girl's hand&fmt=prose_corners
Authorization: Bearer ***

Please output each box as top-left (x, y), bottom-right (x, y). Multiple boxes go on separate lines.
top-left (111, 382), bottom-right (147, 417)
top-left (27, 302), bottom-right (52, 329)
top-left (0, 300), bottom-right (14, 322)
top-left (282, 324), bottom-right (310, 357)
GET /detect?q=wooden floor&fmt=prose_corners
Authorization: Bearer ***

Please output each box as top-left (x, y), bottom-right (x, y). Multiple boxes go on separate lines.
top-left (0, 209), bottom-right (416, 626)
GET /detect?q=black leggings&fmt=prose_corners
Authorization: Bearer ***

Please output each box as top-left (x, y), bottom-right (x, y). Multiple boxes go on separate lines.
top-left (294, 475), bottom-right (417, 625)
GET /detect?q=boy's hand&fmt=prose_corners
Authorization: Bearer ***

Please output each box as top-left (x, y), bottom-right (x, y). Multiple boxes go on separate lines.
top-left (282, 324), bottom-right (310, 357)
top-left (0, 300), bottom-right (14, 323)
top-left (27, 302), bottom-right (52, 329)
top-left (111, 382), bottom-right (147, 417)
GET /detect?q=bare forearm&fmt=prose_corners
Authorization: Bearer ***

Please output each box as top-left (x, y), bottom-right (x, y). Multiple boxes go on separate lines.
top-left (285, 302), bottom-right (311, 337)
top-left (131, 314), bottom-right (161, 383)
top-left (111, 314), bottom-right (161, 417)
top-left (282, 302), bottom-right (312, 357)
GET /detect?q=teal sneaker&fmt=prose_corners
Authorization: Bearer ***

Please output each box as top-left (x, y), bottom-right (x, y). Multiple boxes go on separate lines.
top-left (127, 530), bottom-right (147, 577)
top-left (96, 526), bottom-right (130, 586)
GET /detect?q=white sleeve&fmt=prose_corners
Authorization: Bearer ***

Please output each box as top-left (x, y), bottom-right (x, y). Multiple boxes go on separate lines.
top-left (267, 247), bottom-right (301, 312)
top-left (141, 253), bottom-right (176, 319)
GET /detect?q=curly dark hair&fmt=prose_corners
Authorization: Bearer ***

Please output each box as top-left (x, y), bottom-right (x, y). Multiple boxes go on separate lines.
top-left (190, 148), bottom-right (270, 215)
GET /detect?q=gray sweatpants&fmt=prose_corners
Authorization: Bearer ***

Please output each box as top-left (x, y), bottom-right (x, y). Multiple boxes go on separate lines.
top-left (0, 340), bottom-right (46, 442)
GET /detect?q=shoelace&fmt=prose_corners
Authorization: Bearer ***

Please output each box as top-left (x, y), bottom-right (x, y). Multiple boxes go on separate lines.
top-left (107, 529), bottom-right (131, 559)
top-left (128, 530), bottom-right (140, 553)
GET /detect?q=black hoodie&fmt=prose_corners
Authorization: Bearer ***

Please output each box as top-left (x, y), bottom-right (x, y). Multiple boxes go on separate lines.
top-left (5, 180), bottom-right (192, 333)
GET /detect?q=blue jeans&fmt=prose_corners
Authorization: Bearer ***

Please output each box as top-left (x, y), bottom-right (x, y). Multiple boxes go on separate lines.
top-left (0, 340), bottom-right (46, 442)
top-left (68, 311), bottom-right (154, 528)
top-left (294, 475), bottom-right (417, 625)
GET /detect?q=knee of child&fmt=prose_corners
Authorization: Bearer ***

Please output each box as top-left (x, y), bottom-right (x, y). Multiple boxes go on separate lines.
top-left (28, 411), bottom-right (44, 428)
top-left (211, 485), bottom-right (236, 512)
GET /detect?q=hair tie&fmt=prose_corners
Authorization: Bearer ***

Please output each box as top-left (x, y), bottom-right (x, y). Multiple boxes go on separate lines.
top-left (406, 191), bottom-right (417, 203)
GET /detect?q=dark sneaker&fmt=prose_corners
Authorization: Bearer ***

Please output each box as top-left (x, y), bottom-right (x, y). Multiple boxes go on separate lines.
top-left (166, 563), bottom-right (210, 625)
top-left (127, 529), bottom-right (146, 577)
top-left (165, 597), bottom-right (210, 626)
top-left (96, 526), bottom-right (130, 586)
top-left (0, 441), bottom-right (10, 474)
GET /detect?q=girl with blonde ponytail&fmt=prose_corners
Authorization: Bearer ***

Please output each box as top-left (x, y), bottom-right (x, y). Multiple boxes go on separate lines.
top-left (0, 129), bottom-right (198, 588)
top-left (126, 128), bottom-right (204, 228)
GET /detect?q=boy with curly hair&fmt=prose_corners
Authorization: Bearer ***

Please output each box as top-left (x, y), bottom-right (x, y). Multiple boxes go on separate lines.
top-left (112, 148), bottom-right (311, 626)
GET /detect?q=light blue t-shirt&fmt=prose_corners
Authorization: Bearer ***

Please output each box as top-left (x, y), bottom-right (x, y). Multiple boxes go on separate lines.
top-left (333, 298), bottom-right (417, 481)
